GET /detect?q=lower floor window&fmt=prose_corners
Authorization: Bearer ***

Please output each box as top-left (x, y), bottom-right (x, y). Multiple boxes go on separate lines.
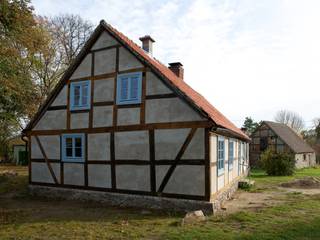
top-left (62, 134), bottom-right (85, 162)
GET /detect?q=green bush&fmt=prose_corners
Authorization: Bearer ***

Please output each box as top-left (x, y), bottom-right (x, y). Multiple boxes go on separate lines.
top-left (259, 148), bottom-right (295, 176)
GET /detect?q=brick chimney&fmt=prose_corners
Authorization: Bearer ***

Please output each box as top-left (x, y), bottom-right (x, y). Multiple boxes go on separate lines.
top-left (168, 62), bottom-right (184, 80)
top-left (139, 35), bottom-right (155, 56)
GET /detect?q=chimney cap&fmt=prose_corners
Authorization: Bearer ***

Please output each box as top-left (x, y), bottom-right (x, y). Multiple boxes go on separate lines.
top-left (169, 62), bottom-right (183, 67)
top-left (139, 35), bottom-right (155, 43)
top-left (168, 62), bottom-right (184, 79)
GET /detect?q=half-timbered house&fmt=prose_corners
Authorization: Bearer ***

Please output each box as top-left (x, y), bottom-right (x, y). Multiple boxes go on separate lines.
top-left (23, 20), bottom-right (250, 213)
top-left (250, 121), bottom-right (316, 168)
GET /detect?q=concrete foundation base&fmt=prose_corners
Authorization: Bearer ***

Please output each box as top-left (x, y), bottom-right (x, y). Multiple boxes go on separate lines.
top-left (210, 178), bottom-right (240, 213)
top-left (29, 178), bottom-right (242, 215)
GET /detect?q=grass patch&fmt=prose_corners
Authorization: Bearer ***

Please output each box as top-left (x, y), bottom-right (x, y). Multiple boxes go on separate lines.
top-left (163, 194), bottom-right (320, 240)
top-left (0, 165), bottom-right (320, 239)
top-left (247, 167), bottom-right (320, 191)
top-left (0, 165), bottom-right (28, 196)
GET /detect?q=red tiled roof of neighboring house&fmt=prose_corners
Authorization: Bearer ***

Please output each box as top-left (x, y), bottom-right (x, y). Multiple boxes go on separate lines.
top-left (102, 21), bottom-right (249, 140)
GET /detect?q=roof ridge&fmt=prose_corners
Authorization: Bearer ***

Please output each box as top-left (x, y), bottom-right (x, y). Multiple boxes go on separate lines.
top-left (100, 20), bottom-right (249, 140)
top-left (24, 20), bottom-right (249, 141)
top-left (103, 21), bottom-right (181, 78)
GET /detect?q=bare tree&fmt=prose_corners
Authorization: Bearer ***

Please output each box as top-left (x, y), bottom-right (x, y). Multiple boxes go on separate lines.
top-left (274, 110), bottom-right (305, 132)
top-left (48, 14), bottom-right (93, 65)
top-left (32, 14), bottom-right (93, 104)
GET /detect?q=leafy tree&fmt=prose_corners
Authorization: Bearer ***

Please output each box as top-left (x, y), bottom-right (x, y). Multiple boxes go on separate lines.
top-left (301, 118), bottom-right (320, 164)
top-left (0, 0), bottom-right (48, 158)
top-left (0, 3), bottom-right (94, 161)
top-left (242, 117), bottom-right (259, 135)
top-left (260, 148), bottom-right (295, 176)
top-left (314, 118), bottom-right (320, 142)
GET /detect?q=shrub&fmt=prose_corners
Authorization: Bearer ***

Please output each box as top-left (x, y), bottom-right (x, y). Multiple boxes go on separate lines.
top-left (259, 148), bottom-right (295, 176)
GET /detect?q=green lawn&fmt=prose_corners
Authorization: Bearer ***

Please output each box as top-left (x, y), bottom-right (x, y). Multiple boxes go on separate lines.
top-left (248, 167), bottom-right (320, 191)
top-left (0, 165), bottom-right (320, 239)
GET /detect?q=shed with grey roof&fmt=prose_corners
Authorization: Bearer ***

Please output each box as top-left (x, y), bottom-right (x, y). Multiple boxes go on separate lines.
top-left (250, 121), bottom-right (316, 168)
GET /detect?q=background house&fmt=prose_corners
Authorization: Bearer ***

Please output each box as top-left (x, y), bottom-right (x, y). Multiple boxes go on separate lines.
top-left (250, 121), bottom-right (316, 168)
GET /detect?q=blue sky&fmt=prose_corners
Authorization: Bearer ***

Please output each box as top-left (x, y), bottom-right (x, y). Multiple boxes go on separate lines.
top-left (32, 0), bottom-right (320, 128)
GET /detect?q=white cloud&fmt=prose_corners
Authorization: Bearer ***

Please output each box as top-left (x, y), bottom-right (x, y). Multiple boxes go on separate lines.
top-left (32, 0), bottom-right (320, 128)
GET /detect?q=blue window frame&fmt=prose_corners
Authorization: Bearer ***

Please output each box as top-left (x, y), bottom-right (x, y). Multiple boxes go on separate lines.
top-left (238, 141), bottom-right (241, 175)
top-left (70, 80), bottom-right (91, 110)
top-left (217, 137), bottom-right (225, 176)
top-left (116, 72), bottom-right (142, 105)
top-left (228, 140), bottom-right (234, 170)
top-left (62, 134), bottom-right (85, 162)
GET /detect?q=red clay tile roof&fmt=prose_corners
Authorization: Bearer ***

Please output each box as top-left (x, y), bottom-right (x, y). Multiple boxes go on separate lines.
top-left (102, 21), bottom-right (249, 141)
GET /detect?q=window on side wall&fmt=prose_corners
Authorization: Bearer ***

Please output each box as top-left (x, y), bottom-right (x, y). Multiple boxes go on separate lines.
top-left (116, 72), bottom-right (142, 105)
top-left (217, 137), bottom-right (225, 176)
top-left (62, 134), bottom-right (85, 162)
top-left (238, 141), bottom-right (241, 175)
top-left (228, 140), bottom-right (234, 170)
top-left (70, 80), bottom-right (91, 111)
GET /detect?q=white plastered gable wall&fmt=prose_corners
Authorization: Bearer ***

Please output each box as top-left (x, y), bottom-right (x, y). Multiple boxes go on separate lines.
top-left (30, 28), bottom-right (209, 198)
top-left (33, 30), bottom-right (204, 131)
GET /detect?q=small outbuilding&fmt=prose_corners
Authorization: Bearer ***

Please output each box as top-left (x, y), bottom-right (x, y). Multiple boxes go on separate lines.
top-left (0, 135), bottom-right (27, 164)
top-left (250, 121), bottom-right (316, 168)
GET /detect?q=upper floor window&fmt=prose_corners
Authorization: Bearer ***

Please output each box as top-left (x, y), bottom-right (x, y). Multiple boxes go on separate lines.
top-left (116, 72), bottom-right (142, 105)
top-left (217, 137), bottom-right (225, 175)
top-left (62, 134), bottom-right (85, 162)
top-left (70, 80), bottom-right (91, 111)
top-left (228, 140), bottom-right (234, 170)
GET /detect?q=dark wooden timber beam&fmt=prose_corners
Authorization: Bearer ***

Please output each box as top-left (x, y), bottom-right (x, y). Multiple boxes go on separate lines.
top-left (35, 136), bottom-right (59, 184)
top-left (110, 132), bottom-right (116, 189)
top-left (145, 93), bottom-right (176, 100)
top-left (27, 121), bottom-right (212, 136)
top-left (157, 128), bottom-right (197, 193)
top-left (149, 129), bottom-right (155, 193)
top-left (204, 128), bottom-right (210, 201)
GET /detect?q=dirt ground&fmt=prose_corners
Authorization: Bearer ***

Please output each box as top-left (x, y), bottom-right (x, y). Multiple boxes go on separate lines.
top-left (221, 191), bottom-right (284, 215)
top-left (222, 176), bottom-right (320, 215)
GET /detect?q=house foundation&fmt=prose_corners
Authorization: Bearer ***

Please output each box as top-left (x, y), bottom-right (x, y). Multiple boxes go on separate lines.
top-left (29, 176), bottom-right (243, 215)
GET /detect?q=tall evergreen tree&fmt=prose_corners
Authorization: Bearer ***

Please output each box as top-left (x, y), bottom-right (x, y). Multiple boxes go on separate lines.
top-left (242, 117), bottom-right (259, 135)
